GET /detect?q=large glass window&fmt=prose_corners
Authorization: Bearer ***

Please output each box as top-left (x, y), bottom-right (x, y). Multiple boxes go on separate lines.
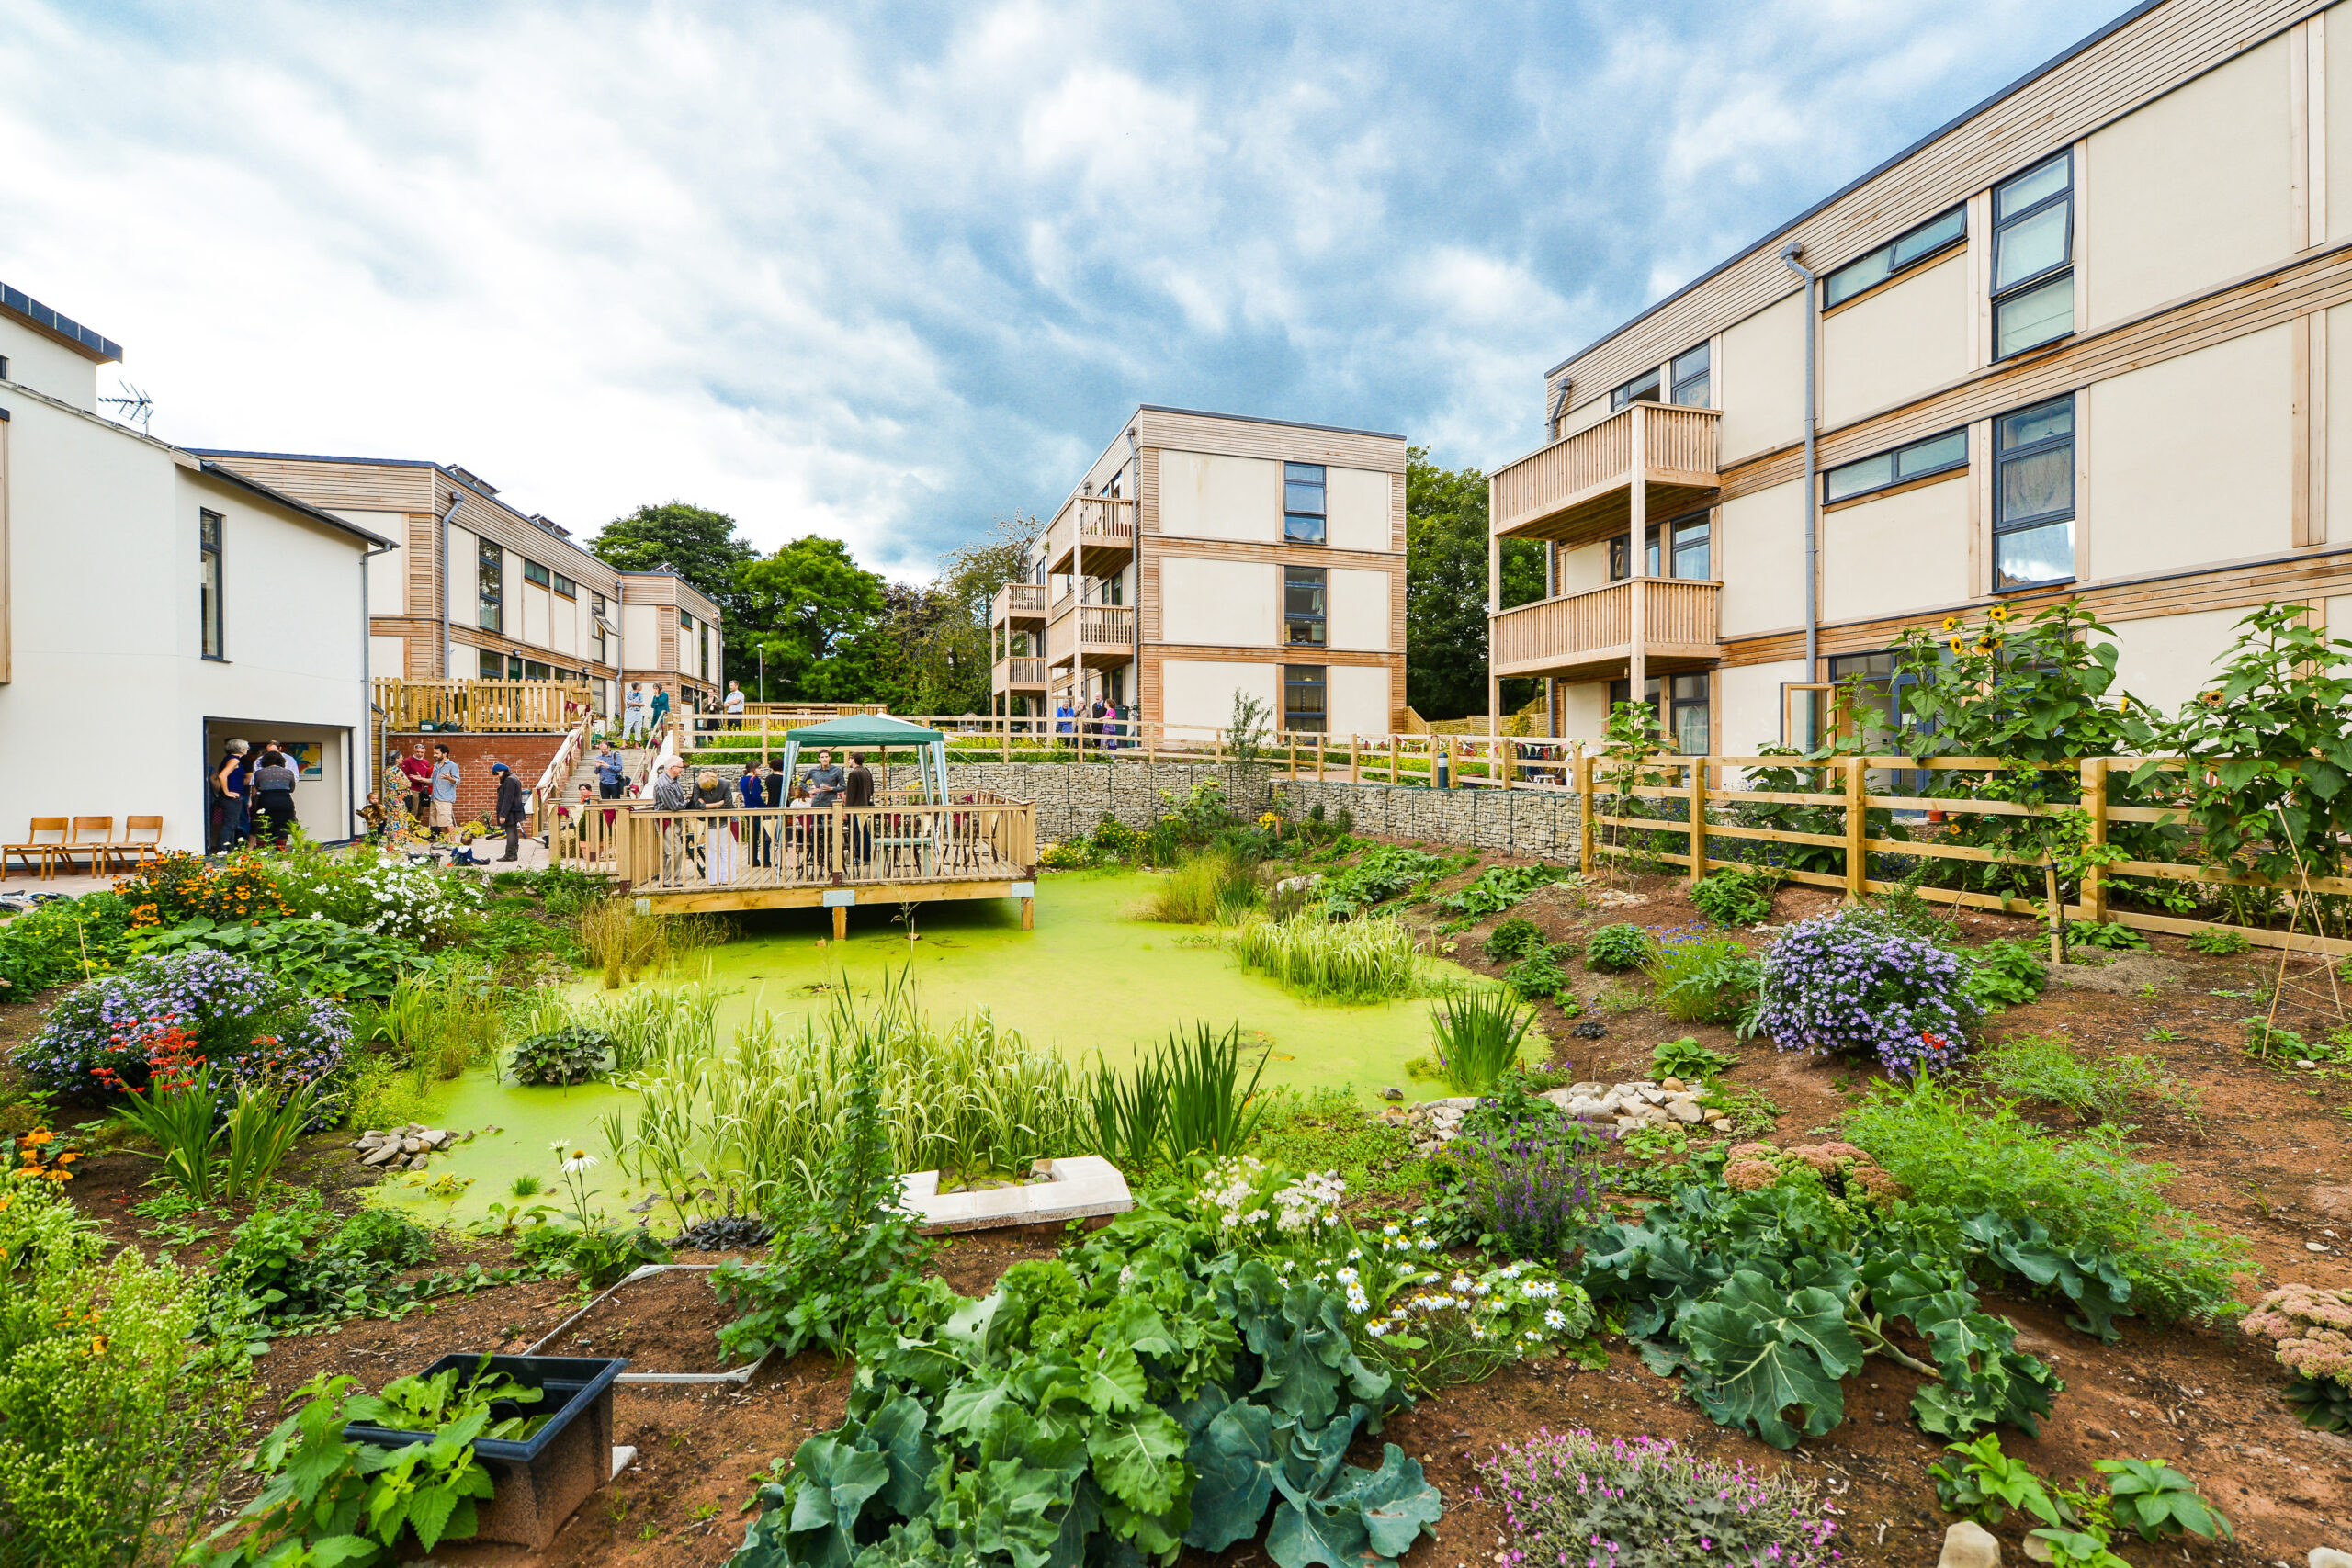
top-left (476, 539), bottom-right (503, 632)
top-left (199, 511), bottom-right (223, 660)
top-left (1608, 673), bottom-right (1710, 754)
top-left (1993, 394), bottom-right (2075, 590)
top-left (552, 571), bottom-right (576, 599)
top-left (1283, 463), bottom-right (1327, 544)
top-left (1669, 342), bottom-right (1710, 407)
top-left (1609, 366), bottom-right (1662, 412)
top-left (1992, 152), bottom-right (2073, 358)
top-left (1823, 427), bottom-right (1968, 503)
top-left (1610, 513), bottom-right (1711, 581)
top-left (1283, 664), bottom-right (1327, 734)
top-left (479, 648), bottom-right (503, 680)
top-left (1284, 566), bottom-right (1327, 646)
top-left (1825, 205), bottom-right (1966, 307)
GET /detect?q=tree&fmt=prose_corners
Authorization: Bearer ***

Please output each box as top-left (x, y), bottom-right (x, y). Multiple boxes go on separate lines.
top-left (590, 503), bottom-right (758, 676)
top-left (1405, 447), bottom-right (1544, 721)
top-left (735, 536), bottom-right (887, 699)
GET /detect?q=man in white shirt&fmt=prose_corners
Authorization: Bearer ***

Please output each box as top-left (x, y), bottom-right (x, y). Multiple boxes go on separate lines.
top-left (623, 682), bottom-right (649, 742)
top-left (724, 681), bottom-right (746, 728)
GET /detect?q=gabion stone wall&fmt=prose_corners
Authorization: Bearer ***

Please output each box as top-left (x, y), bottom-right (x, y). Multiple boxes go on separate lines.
top-left (943, 761), bottom-right (1277, 844)
top-left (1272, 779), bottom-right (1583, 862)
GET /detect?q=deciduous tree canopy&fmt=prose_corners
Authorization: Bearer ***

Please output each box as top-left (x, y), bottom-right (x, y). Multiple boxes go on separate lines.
top-left (1406, 447), bottom-right (1543, 722)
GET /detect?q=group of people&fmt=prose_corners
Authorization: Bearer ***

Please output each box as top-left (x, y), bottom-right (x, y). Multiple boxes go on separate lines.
top-left (209, 739), bottom-right (306, 852)
top-left (1053, 694), bottom-right (1132, 747)
top-left (361, 742), bottom-right (529, 863)
top-left (644, 745), bottom-right (875, 882)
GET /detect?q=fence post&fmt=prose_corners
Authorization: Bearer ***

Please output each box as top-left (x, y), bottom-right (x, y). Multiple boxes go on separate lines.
top-left (2083, 757), bottom-right (2109, 923)
top-left (1577, 749), bottom-right (1596, 876)
top-left (1687, 757), bottom-right (1707, 887)
top-left (1288, 734), bottom-right (1298, 781)
top-left (1843, 756), bottom-right (1868, 902)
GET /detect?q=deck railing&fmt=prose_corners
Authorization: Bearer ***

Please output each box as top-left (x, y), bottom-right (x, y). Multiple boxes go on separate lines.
top-left (991, 582), bottom-right (1048, 622)
top-left (994, 656), bottom-right (1048, 687)
top-left (376, 678), bottom-right (594, 733)
top-left (1489, 401), bottom-right (1720, 539)
top-left (1491, 579), bottom-right (1721, 675)
top-left (608, 797), bottom-right (1037, 892)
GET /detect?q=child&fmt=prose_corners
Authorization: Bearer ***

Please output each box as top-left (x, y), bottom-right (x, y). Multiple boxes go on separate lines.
top-left (356, 791), bottom-right (389, 841)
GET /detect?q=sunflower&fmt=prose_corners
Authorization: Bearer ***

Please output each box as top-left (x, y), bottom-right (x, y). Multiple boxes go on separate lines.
top-left (1986, 604), bottom-right (2012, 624)
top-left (1973, 637), bottom-right (1996, 654)
top-left (1940, 615), bottom-right (1962, 633)
top-left (1947, 637), bottom-right (1966, 656)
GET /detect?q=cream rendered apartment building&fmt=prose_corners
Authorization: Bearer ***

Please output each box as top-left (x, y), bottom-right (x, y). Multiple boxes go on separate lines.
top-left (1489, 0), bottom-right (2352, 755)
top-left (196, 452), bottom-right (724, 715)
top-left (991, 406), bottom-right (1407, 739)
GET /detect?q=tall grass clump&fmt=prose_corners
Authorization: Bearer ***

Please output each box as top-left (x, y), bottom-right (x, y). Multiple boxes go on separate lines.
top-left (1429, 985), bottom-right (1537, 1093)
top-left (1221, 911), bottom-right (1425, 1003)
top-left (1647, 930), bottom-right (1762, 1027)
top-left (600, 972), bottom-right (1093, 1215)
top-left (578, 897), bottom-right (726, 988)
top-left (1085, 1022), bottom-right (1269, 1172)
top-left (1135, 846), bottom-right (1261, 924)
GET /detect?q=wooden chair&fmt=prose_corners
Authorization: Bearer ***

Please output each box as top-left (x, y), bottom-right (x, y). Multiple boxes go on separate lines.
top-left (114, 817), bottom-right (164, 873)
top-left (57, 818), bottom-right (116, 876)
top-left (3, 818), bottom-right (67, 881)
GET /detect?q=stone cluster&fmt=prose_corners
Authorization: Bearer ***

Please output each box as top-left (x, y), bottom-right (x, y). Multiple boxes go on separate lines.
top-left (352, 1123), bottom-right (461, 1170)
top-left (1400, 1078), bottom-right (1725, 1153)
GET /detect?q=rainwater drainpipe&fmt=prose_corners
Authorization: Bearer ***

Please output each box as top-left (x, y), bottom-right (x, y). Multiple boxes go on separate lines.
top-left (1780, 243), bottom-right (1820, 727)
top-left (437, 486), bottom-right (463, 680)
top-left (362, 536), bottom-right (400, 806)
top-left (1126, 427), bottom-right (1141, 728)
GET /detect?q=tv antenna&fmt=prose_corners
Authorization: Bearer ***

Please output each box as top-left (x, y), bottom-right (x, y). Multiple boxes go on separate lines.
top-left (98, 380), bottom-right (154, 433)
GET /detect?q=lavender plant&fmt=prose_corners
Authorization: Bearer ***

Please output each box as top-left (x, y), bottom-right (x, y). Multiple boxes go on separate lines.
top-left (1446, 1117), bottom-right (1611, 1259)
top-left (1753, 908), bottom-right (1974, 1076)
top-left (1477, 1429), bottom-right (1840, 1568)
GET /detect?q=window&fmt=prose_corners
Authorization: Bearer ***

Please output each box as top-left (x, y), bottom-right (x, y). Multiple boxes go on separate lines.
top-left (1609, 366), bottom-right (1662, 411)
top-left (1824, 205), bottom-right (1966, 307)
top-left (1823, 427), bottom-right (1968, 503)
top-left (590, 593), bottom-right (607, 660)
top-left (1283, 463), bottom-right (1327, 544)
top-left (523, 658), bottom-right (552, 681)
top-left (198, 510), bottom-right (223, 660)
top-left (1992, 152), bottom-right (2073, 358)
top-left (552, 571), bottom-right (576, 599)
top-left (1609, 513), bottom-right (1711, 581)
top-left (479, 649), bottom-right (503, 680)
top-left (523, 559), bottom-right (551, 589)
top-left (1283, 664), bottom-right (1327, 734)
top-left (1608, 673), bottom-right (1710, 754)
top-left (1669, 343), bottom-right (1710, 407)
top-left (1993, 394), bottom-right (2075, 590)
top-left (1284, 566), bottom-right (1328, 647)
top-left (477, 539), bottom-right (503, 632)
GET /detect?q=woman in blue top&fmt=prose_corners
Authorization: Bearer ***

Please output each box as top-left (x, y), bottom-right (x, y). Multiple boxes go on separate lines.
top-left (740, 765), bottom-right (769, 867)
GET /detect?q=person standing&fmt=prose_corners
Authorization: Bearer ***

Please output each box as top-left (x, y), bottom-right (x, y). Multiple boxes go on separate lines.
top-left (399, 743), bottom-right (435, 822)
top-left (250, 748), bottom-right (299, 846)
top-left (212, 739), bottom-right (251, 852)
top-left (595, 740), bottom-right (626, 800)
top-left (492, 761), bottom-right (525, 863)
top-left (843, 750), bottom-right (874, 868)
top-left (740, 759), bottom-right (769, 868)
top-left (804, 747), bottom-right (844, 871)
top-left (429, 744), bottom-right (461, 841)
top-left (650, 756), bottom-right (691, 880)
top-left (724, 681), bottom-right (745, 729)
top-left (623, 682), bottom-right (649, 742)
top-left (649, 682), bottom-right (672, 743)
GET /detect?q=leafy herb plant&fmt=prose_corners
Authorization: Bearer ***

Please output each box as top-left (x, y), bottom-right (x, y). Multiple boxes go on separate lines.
top-left (1583, 923), bottom-right (1656, 973)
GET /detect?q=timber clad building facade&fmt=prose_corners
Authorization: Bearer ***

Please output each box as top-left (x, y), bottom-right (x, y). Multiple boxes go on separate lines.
top-left (194, 453), bottom-right (723, 716)
top-left (991, 406), bottom-right (1408, 738)
top-left (1491, 0), bottom-right (2352, 753)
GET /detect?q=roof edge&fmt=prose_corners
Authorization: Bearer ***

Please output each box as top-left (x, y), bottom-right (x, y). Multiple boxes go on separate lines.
top-left (196, 461), bottom-right (400, 548)
top-left (1136, 404), bottom-right (1407, 442)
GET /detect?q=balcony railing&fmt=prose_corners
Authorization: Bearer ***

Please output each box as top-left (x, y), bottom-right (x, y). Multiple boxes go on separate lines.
top-left (1045, 495), bottom-right (1138, 575)
top-left (993, 656), bottom-right (1047, 689)
top-left (1489, 402), bottom-right (1720, 547)
top-left (991, 581), bottom-right (1047, 624)
top-left (1046, 603), bottom-right (1136, 667)
top-left (1490, 579), bottom-right (1721, 681)
top-left (375, 678), bottom-right (594, 733)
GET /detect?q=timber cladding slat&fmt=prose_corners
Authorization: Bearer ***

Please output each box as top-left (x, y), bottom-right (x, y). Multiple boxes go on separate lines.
top-left (1546, 0), bottom-right (2326, 420)
top-left (1131, 408), bottom-right (1407, 473)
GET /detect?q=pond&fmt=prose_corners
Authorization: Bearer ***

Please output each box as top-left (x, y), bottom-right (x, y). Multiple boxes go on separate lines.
top-left (376, 868), bottom-right (1480, 1224)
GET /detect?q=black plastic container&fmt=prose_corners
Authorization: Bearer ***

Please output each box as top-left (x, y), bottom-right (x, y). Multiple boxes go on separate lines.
top-left (344, 1353), bottom-right (629, 1550)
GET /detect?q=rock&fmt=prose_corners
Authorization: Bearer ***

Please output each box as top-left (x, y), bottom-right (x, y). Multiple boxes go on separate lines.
top-left (1380, 1086), bottom-right (1405, 1101)
top-left (1421, 1097), bottom-right (1481, 1111)
top-left (1665, 1100), bottom-right (1703, 1124)
top-left (1659, 1077), bottom-right (1685, 1091)
top-left (1568, 1082), bottom-right (1605, 1097)
top-left (1937, 1520), bottom-right (2000, 1568)
top-left (1570, 1021), bottom-right (1605, 1040)
top-left (2298, 1059), bottom-right (2322, 1070)
top-left (401, 1137), bottom-right (425, 1155)
top-left (2021, 1533), bottom-right (2052, 1563)
top-left (2309, 1549), bottom-right (2352, 1568)
top-left (2310, 1242), bottom-right (2333, 1253)
top-left (1636, 1087), bottom-right (1672, 1106)
top-left (362, 1145), bottom-right (402, 1167)
top-left (1702, 1108), bottom-right (1726, 1122)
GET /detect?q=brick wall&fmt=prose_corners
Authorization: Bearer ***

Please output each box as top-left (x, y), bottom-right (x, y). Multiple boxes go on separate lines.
top-left (1272, 779), bottom-right (1583, 861)
top-left (387, 732), bottom-right (567, 827)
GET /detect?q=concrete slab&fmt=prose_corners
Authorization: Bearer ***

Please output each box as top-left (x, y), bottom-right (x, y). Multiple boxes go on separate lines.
top-left (894, 1156), bottom-right (1132, 1235)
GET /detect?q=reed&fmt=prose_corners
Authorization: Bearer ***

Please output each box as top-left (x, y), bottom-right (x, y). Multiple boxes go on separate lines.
top-left (1429, 985), bottom-right (1537, 1094)
top-left (1084, 1022), bottom-right (1268, 1172)
top-left (1135, 847), bottom-right (1261, 924)
top-left (577, 898), bottom-right (728, 988)
top-left (1221, 912), bottom-right (1427, 1004)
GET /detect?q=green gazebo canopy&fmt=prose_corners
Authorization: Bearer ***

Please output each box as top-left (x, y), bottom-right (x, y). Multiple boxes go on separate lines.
top-left (777, 714), bottom-right (951, 804)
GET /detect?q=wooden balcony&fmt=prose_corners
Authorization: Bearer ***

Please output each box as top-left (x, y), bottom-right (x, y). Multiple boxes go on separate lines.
top-left (1044, 495), bottom-right (1137, 577)
top-left (375, 677), bottom-right (594, 733)
top-left (1046, 602), bottom-right (1136, 669)
top-left (993, 656), bottom-right (1047, 691)
top-left (1489, 402), bottom-right (1721, 547)
top-left (991, 581), bottom-right (1047, 626)
top-left (1491, 579), bottom-right (1722, 682)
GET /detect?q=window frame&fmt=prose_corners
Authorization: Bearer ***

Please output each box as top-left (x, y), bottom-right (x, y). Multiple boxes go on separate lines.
top-left (1607, 672), bottom-right (1710, 755)
top-left (1282, 663), bottom-right (1328, 735)
top-left (1990, 151), bottom-right (2075, 360)
top-left (199, 509), bottom-right (224, 661)
top-left (1991, 391), bottom-right (2077, 592)
top-left (552, 571), bottom-right (577, 599)
top-left (479, 648), bottom-right (503, 681)
top-left (1608, 513), bottom-right (1712, 581)
top-left (1668, 342), bottom-right (1710, 408)
top-left (1609, 366), bottom-right (1662, 412)
top-left (522, 558), bottom-right (552, 589)
top-left (1283, 565), bottom-right (1328, 648)
top-left (476, 539), bottom-right (503, 633)
top-left (1823, 204), bottom-right (1967, 308)
top-left (1821, 426), bottom-right (1970, 505)
top-left (1283, 462), bottom-right (1327, 546)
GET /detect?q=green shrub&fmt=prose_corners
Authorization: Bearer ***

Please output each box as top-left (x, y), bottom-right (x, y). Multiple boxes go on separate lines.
top-left (1975, 1034), bottom-right (2187, 1121)
top-left (1431, 863), bottom-right (1574, 920)
top-left (1223, 912), bottom-right (1426, 1003)
top-left (0, 1183), bottom-right (253, 1568)
top-left (1842, 1077), bottom-right (2252, 1325)
top-left (1038, 841), bottom-right (1089, 870)
top-left (1583, 923), bottom-right (1656, 972)
top-left (506, 1025), bottom-right (615, 1086)
top-left (1646, 931), bottom-right (1760, 1026)
top-left (2070, 919), bottom-right (2148, 953)
top-left (342, 1052), bottom-right (436, 1131)
top-left (2188, 927), bottom-right (2253, 955)
top-left (1690, 866), bottom-right (1777, 927)
top-left (1484, 917), bottom-right (1547, 964)
top-left (134, 915), bottom-right (428, 999)
top-left (1963, 939), bottom-right (2048, 1009)
top-left (1650, 1036), bottom-right (1734, 1082)
top-left (0, 891), bottom-right (136, 998)
top-left (1087, 815), bottom-right (1142, 862)
top-left (1502, 948), bottom-right (1573, 1005)
top-left (1319, 844), bottom-right (1453, 917)
top-left (1429, 986), bottom-right (1537, 1093)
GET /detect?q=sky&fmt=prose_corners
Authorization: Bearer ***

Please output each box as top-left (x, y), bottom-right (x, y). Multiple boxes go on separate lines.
top-left (0, 0), bottom-right (2125, 580)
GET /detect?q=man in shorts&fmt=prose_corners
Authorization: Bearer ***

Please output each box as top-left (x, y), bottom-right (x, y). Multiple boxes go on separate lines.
top-left (429, 744), bottom-right (461, 839)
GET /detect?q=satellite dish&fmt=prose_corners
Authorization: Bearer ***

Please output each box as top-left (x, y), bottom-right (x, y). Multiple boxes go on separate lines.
top-left (98, 379), bottom-right (154, 433)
